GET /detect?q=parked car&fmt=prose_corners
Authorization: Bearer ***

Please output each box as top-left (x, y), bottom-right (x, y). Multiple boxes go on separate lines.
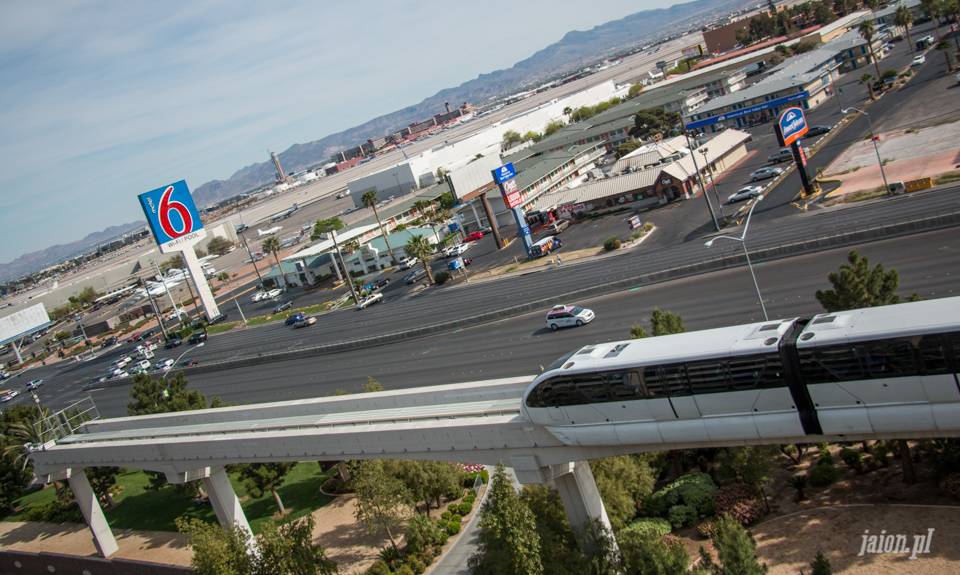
top-left (294, 316), bottom-right (317, 328)
top-left (284, 313), bottom-right (305, 326)
top-left (911, 54), bottom-right (926, 66)
top-left (462, 232), bottom-right (484, 242)
top-left (165, 338), bottom-right (182, 349)
top-left (251, 291), bottom-right (269, 302)
top-left (405, 267), bottom-right (428, 284)
top-left (546, 219), bottom-right (569, 235)
top-left (366, 277), bottom-right (390, 290)
top-left (188, 332), bottom-right (207, 344)
top-left (727, 185), bottom-right (764, 203)
top-left (26, 379), bottom-right (43, 390)
top-left (273, 301), bottom-right (292, 314)
top-left (803, 125), bottom-right (832, 138)
top-left (545, 304), bottom-right (595, 330)
top-left (767, 148), bottom-right (794, 164)
top-left (749, 167), bottom-right (783, 182)
top-left (208, 314), bottom-right (229, 325)
top-left (266, 288), bottom-right (284, 299)
top-left (398, 256), bottom-right (417, 270)
top-left (443, 243), bottom-right (470, 257)
top-left (477, 226), bottom-right (492, 234)
top-left (356, 292), bottom-right (384, 310)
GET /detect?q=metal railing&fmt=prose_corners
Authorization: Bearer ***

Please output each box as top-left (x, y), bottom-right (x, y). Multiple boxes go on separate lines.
top-left (34, 397), bottom-right (100, 442)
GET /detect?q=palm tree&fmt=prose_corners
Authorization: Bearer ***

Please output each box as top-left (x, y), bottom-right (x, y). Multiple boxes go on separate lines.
top-left (936, 39), bottom-right (954, 71)
top-left (412, 199), bottom-right (431, 218)
top-left (895, 5), bottom-right (917, 57)
top-left (859, 72), bottom-right (876, 100)
top-left (261, 236), bottom-right (286, 289)
top-left (924, 0), bottom-right (944, 41)
top-left (946, 0), bottom-right (960, 51)
top-left (403, 234), bottom-right (435, 285)
top-left (864, 0), bottom-right (879, 18)
top-left (361, 190), bottom-right (397, 265)
top-left (562, 106), bottom-right (573, 120)
top-left (859, 20), bottom-right (883, 79)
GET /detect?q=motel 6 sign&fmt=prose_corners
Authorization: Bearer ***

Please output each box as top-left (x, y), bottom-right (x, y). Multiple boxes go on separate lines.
top-left (776, 106), bottom-right (808, 147)
top-left (138, 180), bottom-right (207, 254)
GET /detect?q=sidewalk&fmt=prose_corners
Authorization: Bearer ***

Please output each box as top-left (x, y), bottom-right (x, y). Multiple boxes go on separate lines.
top-left (824, 120), bottom-right (960, 196)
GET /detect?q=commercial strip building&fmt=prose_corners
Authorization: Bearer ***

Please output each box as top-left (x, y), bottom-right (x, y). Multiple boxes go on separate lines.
top-left (534, 129), bottom-right (752, 215)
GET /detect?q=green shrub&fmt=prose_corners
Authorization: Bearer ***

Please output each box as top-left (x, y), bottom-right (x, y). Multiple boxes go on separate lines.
top-left (464, 492), bottom-right (476, 504)
top-left (699, 500), bottom-right (715, 516)
top-left (366, 560), bottom-right (390, 575)
top-left (21, 500), bottom-right (84, 524)
top-left (441, 511), bottom-right (451, 521)
top-left (668, 504), bottom-right (696, 528)
top-left (818, 451), bottom-right (835, 466)
top-left (621, 517), bottom-right (672, 537)
top-left (810, 462), bottom-right (838, 487)
top-left (940, 473), bottom-right (960, 500)
top-left (643, 222), bottom-right (654, 232)
top-left (463, 470), bottom-right (489, 487)
top-left (434, 271), bottom-right (451, 285)
top-left (450, 513), bottom-right (462, 523)
top-left (654, 473), bottom-right (717, 508)
top-left (458, 501), bottom-right (473, 515)
top-left (603, 236), bottom-right (622, 251)
top-left (713, 483), bottom-right (764, 526)
top-left (446, 521), bottom-right (461, 535)
top-left (697, 518), bottom-right (717, 538)
top-left (630, 230), bottom-right (644, 241)
top-left (840, 448), bottom-right (865, 474)
top-left (641, 492), bottom-right (668, 517)
top-left (396, 565), bottom-right (415, 575)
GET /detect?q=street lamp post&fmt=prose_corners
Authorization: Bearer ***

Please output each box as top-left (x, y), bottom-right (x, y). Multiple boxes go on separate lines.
top-left (843, 107), bottom-right (890, 194)
top-left (698, 147), bottom-right (724, 221)
top-left (161, 343), bottom-right (204, 398)
top-left (704, 196), bottom-right (768, 321)
top-left (682, 124), bottom-right (720, 231)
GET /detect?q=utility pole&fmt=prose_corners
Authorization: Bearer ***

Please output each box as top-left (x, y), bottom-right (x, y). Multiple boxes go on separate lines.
top-left (239, 231), bottom-right (266, 288)
top-left (153, 260), bottom-right (182, 327)
top-left (139, 277), bottom-right (170, 340)
top-left (331, 229), bottom-right (358, 305)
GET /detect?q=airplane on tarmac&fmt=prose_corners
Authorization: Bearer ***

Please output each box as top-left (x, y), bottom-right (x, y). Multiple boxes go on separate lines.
top-left (258, 226), bottom-right (283, 238)
top-left (280, 236), bottom-right (301, 248)
top-left (269, 203), bottom-right (299, 222)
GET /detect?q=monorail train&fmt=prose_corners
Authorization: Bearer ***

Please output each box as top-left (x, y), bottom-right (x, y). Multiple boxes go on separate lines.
top-left (520, 297), bottom-right (960, 447)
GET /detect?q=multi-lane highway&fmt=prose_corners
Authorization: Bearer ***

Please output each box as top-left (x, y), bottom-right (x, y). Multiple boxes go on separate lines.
top-left (19, 224), bottom-right (960, 418)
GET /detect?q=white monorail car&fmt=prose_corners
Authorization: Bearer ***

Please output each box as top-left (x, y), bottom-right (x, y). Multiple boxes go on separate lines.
top-left (521, 297), bottom-right (960, 447)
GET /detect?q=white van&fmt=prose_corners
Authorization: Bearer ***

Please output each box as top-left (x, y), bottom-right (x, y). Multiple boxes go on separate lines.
top-left (135, 360), bottom-right (151, 372)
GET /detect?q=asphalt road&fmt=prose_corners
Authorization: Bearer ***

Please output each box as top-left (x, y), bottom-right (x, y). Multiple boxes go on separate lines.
top-left (16, 225), bottom-right (959, 418)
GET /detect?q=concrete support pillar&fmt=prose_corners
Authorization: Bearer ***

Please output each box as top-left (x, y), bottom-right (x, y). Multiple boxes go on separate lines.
top-left (510, 456), bottom-right (615, 550)
top-left (469, 202), bottom-right (483, 228)
top-left (68, 468), bottom-right (119, 558)
top-left (201, 466), bottom-right (253, 539)
top-left (182, 247), bottom-right (221, 319)
top-left (552, 461), bottom-right (614, 538)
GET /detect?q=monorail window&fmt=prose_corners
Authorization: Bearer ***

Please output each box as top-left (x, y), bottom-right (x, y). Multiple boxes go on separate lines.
top-left (551, 379), bottom-right (589, 406)
top-left (687, 360), bottom-right (728, 394)
top-left (606, 371), bottom-right (644, 401)
top-left (919, 335), bottom-right (950, 374)
top-left (865, 341), bottom-right (916, 377)
top-left (660, 365), bottom-right (691, 396)
top-left (571, 373), bottom-right (608, 401)
top-left (729, 356), bottom-right (766, 390)
top-left (951, 333), bottom-right (960, 370)
top-left (799, 346), bottom-right (863, 383)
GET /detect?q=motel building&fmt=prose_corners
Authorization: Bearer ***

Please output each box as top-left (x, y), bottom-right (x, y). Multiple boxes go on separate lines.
top-left (685, 47), bottom-right (842, 133)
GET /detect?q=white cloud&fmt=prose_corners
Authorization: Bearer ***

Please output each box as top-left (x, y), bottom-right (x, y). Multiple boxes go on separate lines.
top-left (0, 0), bottom-right (671, 262)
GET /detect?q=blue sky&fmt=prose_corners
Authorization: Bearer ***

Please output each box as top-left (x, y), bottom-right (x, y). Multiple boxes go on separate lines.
top-left (0, 0), bottom-right (674, 261)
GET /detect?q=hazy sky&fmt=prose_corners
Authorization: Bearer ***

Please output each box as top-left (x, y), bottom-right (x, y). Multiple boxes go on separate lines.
top-left (0, 0), bottom-right (677, 262)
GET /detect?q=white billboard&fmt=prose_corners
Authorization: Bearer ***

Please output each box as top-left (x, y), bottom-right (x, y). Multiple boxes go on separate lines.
top-left (447, 154), bottom-right (502, 201)
top-left (0, 303), bottom-right (51, 344)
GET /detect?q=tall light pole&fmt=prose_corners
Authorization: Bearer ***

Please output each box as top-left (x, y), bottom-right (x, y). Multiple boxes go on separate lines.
top-left (704, 195), bottom-right (768, 321)
top-left (331, 229), bottom-right (359, 305)
top-left (681, 119), bottom-right (720, 231)
top-left (698, 147), bottom-right (724, 221)
top-left (843, 107), bottom-right (890, 194)
top-left (161, 343), bottom-right (204, 398)
top-left (239, 231), bottom-right (266, 289)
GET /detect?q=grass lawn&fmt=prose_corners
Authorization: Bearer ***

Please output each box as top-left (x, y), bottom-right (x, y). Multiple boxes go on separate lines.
top-left (7, 463), bottom-right (336, 535)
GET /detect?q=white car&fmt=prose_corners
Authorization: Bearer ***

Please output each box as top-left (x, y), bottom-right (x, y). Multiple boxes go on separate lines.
top-left (2, 389), bottom-right (21, 402)
top-left (748, 167), bottom-right (783, 182)
top-left (26, 379), bottom-right (44, 390)
top-left (545, 305), bottom-right (595, 330)
top-left (154, 358), bottom-right (175, 371)
top-left (911, 55), bottom-right (925, 66)
top-left (443, 243), bottom-right (470, 258)
top-left (398, 256), bottom-right (417, 270)
top-left (251, 291), bottom-right (269, 302)
top-left (266, 288), bottom-right (284, 299)
top-left (356, 292), bottom-right (383, 310)
top-left (727, 185), bottom-right (764, 204)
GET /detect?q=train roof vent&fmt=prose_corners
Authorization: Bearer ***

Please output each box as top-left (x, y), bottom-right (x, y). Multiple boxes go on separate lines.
top-left (813, 316), bottom-right (836, 324)
top-left (759, 323), bottom-right (781, 331)
top-left (604, 343), bottom-right (631, 358)
top-left (576, 346), bottom-right (597, 355)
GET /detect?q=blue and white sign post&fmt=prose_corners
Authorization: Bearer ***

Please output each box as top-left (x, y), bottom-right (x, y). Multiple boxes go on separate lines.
top-left (774, 107), bottom-right (814, 197)
top-left (138, 180), bottom-right (220, 321)
top-left (492, 163), bottom-right (533, 257)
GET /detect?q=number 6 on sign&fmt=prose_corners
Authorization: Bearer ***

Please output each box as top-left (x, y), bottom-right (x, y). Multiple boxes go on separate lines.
top-left (159, 185), bottom-right (194, 238)
top-left (138, 180), bottom-right (206, 251)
